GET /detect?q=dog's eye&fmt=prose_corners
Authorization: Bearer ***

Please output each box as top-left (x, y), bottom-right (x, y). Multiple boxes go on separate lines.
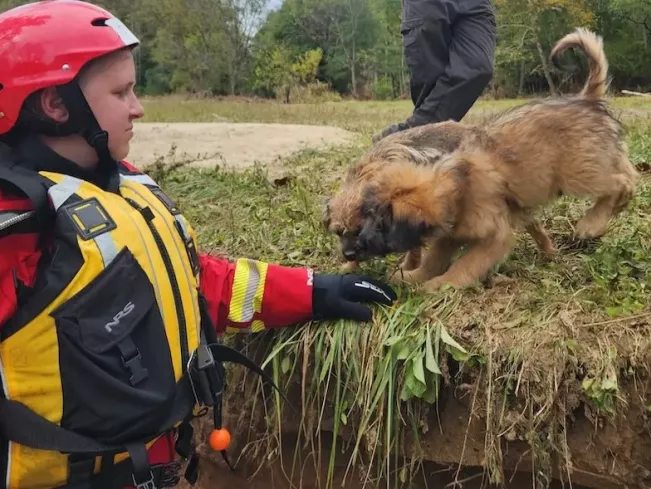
top-left (335, 228), bottom-right (344, 236)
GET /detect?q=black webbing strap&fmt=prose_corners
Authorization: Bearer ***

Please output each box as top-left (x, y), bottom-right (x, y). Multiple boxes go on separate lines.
top-left (0, 397), bottom-right (120, 454)
top-left (208, 343), bottom-right (293, 408)
top-left (126, 442), bottom-right (154, 487)
top-left (52, 459), bottom-right (180, 489)
top-left (0, 374), bottom-right (195, 456)
top-left (0, 161), bottom-right (52, 227)
top-left (61, 449), bottom-right (182, 489)
top-left (193, 293), bottom-right (297, 473)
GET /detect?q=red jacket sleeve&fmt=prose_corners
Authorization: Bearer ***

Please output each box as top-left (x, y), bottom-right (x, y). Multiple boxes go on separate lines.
top-left (0, 192), bottom-right (41, 330)
top-left (198, 253), bottom-right (314, 334)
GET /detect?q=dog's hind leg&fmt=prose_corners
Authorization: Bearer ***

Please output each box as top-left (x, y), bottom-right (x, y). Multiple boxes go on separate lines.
top-left (574, 170), bottom-right (637, 239)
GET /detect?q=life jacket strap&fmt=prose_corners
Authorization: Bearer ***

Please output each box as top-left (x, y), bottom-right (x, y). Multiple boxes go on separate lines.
top-left (55, 456), bottom-right (182, 489)
top-left (0, 160), bottom-right (53, 227)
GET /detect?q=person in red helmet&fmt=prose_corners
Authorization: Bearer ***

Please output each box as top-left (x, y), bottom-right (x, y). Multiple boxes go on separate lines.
top-left (0, 1), bottom-right (398, 488)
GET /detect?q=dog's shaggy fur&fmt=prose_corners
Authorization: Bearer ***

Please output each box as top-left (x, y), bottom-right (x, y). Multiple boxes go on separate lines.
top-left (324, 28), bottom-right (639, 291)
top-left (323, 120), bottom-right (477, 272)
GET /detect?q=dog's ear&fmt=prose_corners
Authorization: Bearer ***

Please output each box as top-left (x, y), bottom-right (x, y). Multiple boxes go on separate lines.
top-left (429, 155), bottom-right (471, 232)
top-left (375, 165), bottom-right (432, 228)
top-left (361, 186), bottom-right (382, 217)
top-left (377, 200), bottom-right (393, 229)
top-left (375, 158), bottom-right (468, 232)
top-left (441, 155), bottom-right (471, 183)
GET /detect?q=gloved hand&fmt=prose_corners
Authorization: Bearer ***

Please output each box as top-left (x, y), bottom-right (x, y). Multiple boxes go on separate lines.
top-left (371, 121), bottom-right (411, 143)
top-left (312, 273), bottom-right (398, 322)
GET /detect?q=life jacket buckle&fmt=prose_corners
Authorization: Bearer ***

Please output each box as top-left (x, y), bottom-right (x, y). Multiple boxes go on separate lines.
top-left (132, 470), bottom-right (157, 489)
top-left (186, 344), bottom-right (221, 407)
top-left (197, 344), bottom-right (216, 371)
top-left (159, 461), bottom-right (182, 487)
top-left (121, 350), bottom-right (149, 386)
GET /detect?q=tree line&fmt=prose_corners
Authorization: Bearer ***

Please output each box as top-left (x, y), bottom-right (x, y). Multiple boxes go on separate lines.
top-left (2, 0), bottom-right (651, 100)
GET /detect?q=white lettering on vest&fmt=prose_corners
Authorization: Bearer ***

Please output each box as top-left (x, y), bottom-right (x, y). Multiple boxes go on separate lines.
top-left (105, 301), bottom-right (135, 333)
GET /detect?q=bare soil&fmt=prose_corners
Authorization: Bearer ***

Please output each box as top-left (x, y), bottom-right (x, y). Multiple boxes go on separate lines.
top-left (176, 378), bottom-right (651, 489)
top-left (128, 122), bottom-right (356, 178)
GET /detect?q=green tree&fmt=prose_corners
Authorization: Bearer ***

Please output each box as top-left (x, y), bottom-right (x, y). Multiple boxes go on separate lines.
top-left (253, 46), bottom-right (323, 101)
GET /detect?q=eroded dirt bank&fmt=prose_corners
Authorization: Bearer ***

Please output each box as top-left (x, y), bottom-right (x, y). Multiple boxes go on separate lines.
top-left (175, 375), bottom-right (651, 489)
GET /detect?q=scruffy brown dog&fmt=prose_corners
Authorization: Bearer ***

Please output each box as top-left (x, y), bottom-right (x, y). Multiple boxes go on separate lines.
top-left (325, 27), bottom-right (639, 292)
top-left (323, 119), bottom-right (476, 273)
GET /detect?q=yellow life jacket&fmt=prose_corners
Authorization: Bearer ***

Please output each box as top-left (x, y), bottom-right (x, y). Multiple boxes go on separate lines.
top-left (0, 163), bottom-right (280, 489)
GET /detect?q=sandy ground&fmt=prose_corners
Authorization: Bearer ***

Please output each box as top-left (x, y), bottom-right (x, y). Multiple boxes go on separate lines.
top-left (127, 122), bottom-right (356, 177)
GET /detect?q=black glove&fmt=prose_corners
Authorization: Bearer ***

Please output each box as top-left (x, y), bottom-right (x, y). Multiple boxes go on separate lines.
top-left (371, 121), bottom-right (411, 143)
top-left (312, 274), bottom-right (398, 322)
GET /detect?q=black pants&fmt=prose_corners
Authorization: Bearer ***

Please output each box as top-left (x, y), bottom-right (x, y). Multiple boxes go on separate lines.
top-left (401, 0), bottom-right (497, 127)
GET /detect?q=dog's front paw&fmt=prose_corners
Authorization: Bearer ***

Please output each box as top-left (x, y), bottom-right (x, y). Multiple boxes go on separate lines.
top-left (339, 261), bottom-right (360, 274)
top-left (419, 276), bottom-right (450, 293)
top-left (399, 250), bottom-right (422, 271)
top-left (388, 267), bottom-right (424, 285)
top-left (419, 274), bottom-right (472, 293)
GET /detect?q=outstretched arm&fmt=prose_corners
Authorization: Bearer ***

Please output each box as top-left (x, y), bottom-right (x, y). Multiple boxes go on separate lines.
top-left (198, 254), bottom-right (313, 334)
top-left (198, 253), bottom-right (397, 335)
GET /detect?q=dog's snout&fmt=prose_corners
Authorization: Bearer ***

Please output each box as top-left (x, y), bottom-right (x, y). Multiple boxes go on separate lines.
top-left (343, 250), bottom-right (357, 261)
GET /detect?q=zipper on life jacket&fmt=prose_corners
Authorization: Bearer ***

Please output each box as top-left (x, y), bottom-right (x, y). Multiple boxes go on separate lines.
top-left (119, 182), bottom-right (200, 340)
top-left (0, 210), bottom-right (35, 232)
top-left (125, 197), bottom-right (190, 368)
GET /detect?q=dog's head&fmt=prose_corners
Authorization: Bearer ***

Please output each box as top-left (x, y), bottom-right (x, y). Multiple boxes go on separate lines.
top-left (355, 191), bottom-right (432, 258)
top-left (324, 155), bottom-right (470, 262)
top-left (323, 124), bottom-right (475, 263)
top-left (322, 186), bottom-right (401, 262)
top-left (362, 156), bottom-right (471, 257)
top-left (322, 157), bottom-right (393, 262)
top-left (322, 179), bottom-right (370, 262)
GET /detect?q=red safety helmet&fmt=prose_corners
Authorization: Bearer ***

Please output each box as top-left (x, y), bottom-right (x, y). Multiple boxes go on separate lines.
top-left (0, 0), bottom-right (139, 164)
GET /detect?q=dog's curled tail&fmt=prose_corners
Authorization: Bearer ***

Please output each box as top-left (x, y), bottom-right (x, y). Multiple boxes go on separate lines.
top-left (550, 27), bottom-right (609, 99)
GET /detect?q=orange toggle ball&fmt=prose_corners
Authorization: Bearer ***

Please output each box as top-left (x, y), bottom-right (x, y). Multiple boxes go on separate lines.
top-left (209, 428), bottom-right (231, 452)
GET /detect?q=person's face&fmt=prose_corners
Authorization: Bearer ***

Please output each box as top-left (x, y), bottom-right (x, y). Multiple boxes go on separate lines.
top-left (79, 49), bottom-right (144, 161)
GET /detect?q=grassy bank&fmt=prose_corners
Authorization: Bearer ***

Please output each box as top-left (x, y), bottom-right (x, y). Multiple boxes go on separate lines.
top-left (143, 96), bottom-right (651, 489)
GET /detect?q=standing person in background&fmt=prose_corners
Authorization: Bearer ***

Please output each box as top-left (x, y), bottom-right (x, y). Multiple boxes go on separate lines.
top-left (372, 0), bottom-right (497, 142)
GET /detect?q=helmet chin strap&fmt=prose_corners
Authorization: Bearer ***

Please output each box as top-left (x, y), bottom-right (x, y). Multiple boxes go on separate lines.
top-left (55, 80), bottom-right (115, 174)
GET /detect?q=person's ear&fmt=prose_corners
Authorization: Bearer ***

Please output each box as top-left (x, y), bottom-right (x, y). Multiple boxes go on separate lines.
top-left (40, 87), bottom-right (69, 123)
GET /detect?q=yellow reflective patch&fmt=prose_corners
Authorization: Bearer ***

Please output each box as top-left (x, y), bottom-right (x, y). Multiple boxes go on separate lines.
top-left (227, 259), bottom-right (269, 324)
top-left (228, 258), bottom-right (251, 323)
top-left (251, 320), bottom-right (266, 333)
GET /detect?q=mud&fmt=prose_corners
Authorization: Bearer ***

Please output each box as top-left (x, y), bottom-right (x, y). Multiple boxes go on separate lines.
top-left (176, 376), bottom-right (651, 489)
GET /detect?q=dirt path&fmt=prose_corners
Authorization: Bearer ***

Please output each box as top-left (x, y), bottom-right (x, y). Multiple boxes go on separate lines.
top-left (128, 122), bottom-right (357, 177)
